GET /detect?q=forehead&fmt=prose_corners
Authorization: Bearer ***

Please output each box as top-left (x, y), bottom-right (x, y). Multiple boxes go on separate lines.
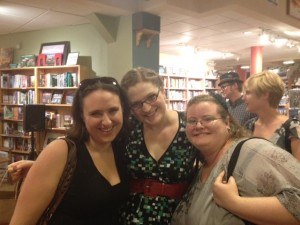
top-left (186, 101), bottom-right (218, 117)
top-left (127, 82), bottom-right (157, 102)
top-left (83, 89), bottom-right (121, 108)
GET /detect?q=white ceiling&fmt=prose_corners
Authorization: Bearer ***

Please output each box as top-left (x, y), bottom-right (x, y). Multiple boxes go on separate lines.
top-left (1, 0), bottom-right (300, 72)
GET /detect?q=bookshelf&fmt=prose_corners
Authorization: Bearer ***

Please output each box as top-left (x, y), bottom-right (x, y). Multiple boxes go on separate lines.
top-left (0, 65), bottom-right (89, 163)
top-left (160, 66), bottom-right (218, 111)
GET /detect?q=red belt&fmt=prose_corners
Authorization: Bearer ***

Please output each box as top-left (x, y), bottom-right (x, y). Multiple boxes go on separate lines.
top-left (130, 179), bottom-right (189, 199)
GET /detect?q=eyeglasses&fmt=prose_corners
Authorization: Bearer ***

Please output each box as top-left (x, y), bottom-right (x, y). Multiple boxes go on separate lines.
top-left (130, 89), bottom-right (160, 110)
top-left (220, 84), bottom-right (231, 90)
top-left (186, 116), bottom-right (222, 127)
top-left (79, 77), bottom-right (119, 90)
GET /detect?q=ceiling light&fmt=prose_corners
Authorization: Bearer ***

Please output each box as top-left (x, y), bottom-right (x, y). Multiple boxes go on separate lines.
top-left (284, 31), bottom-right (300, 37)
top-left (243, 31), bottom-right (253, 35)
top-left (259, 32), bottom-right (269, 45)
top-left (283, 60), bottom-right (295, 65)
top-left (241, 65), bottom-right (250, 69)
top-left (274, 38), bottom-right (287, 48)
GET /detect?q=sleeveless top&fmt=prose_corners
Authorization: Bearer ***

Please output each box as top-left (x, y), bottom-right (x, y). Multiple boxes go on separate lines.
top-left (48, 141), bottom-right (129, 225)
top-left (245, 117), bottom-right (300, 153)
top-left (119, 111), bottom-right (197, 225)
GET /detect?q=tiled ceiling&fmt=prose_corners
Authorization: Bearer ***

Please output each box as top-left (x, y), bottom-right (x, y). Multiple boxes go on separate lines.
top-left (1, 0), bottom-right (300, 72)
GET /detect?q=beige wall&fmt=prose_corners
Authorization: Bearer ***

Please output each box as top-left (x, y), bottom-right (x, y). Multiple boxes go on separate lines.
top-left (0, 24), bottom-right (109, 76)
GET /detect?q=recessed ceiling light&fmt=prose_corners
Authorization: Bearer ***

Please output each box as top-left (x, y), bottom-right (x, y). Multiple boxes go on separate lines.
top-left (284, 31), bottom-right (300, 37)
top-left (243, 31), bottom-right (253, 35)
top-left (283, 60), bottom-right (295, 65)
top-left (241, 65), bottom-right (250, 69)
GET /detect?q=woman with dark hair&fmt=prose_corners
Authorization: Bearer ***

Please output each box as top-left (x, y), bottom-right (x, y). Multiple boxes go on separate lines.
top-left (9, 77), bottom-right (130, 225)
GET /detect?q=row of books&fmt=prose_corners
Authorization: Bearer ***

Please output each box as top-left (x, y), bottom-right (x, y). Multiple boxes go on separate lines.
top-left (42, 90), bottom-right (74, 105)
top-left (45, 111), bottom-right (73, 129)
top-left (2, 137), bottom-right (32, 151)
top-left (39, 72), bottom-right (78, 87)
top-left (3, 106), bottom-right (23, 120)
top-left (0, 73), bottom-right (35, 88)
top-left (2, 121), bottom-right (27, 136)
top-left (2, 90), bottom-right (35, 105)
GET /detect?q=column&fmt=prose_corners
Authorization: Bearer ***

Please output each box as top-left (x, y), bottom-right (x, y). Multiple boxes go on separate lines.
top-left (250, 46), bottom-right (263, 75)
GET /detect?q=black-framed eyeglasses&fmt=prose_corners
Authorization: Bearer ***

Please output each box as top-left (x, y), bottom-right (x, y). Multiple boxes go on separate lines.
top-left (79, 77), bottom-right (119, 90)
top-left (220, 84), bottom-right (231, 90)
top-left (186, 116), bottom-right (222, 127)
top-left (130, 88), bottom-right (160, 110)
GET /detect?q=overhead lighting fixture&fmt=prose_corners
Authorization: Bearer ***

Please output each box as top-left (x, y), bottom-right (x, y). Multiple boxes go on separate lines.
top-left (283, 60), bottom-right (295, 65)
top-left (240, 65), bottom-right (250, 69)
top-left (260, 28), bottom-right (300, 50)
top-left (284, 31), bottom-right (300, 37)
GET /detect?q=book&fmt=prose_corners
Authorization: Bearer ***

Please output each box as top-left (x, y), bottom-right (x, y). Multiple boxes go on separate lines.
top-left (20, 54), bottom-right (36, 67)
top-left (65, 92), bottom-right (74, 105)
top-left (51, 90), bottom-right (64, 104)
top-left (42, 92), bottom-right (52, 104)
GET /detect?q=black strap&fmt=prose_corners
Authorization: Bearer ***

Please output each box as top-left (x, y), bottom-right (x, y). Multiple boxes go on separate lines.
top-left (282, 119), bottom-right (293, 153)
top-left (227, 139), bottom-right (249, 182)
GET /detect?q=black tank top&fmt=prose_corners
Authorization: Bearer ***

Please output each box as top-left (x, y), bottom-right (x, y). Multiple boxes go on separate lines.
top-left (48, 141), bottom-right (129, 225)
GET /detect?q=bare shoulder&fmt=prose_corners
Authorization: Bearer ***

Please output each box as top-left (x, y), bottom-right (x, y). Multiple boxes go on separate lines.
top-left (34, 139), bottom-right (69, 169)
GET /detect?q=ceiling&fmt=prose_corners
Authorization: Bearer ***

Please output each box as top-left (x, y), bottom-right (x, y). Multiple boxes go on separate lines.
top-left (1, 0), bottom-right (300, 72)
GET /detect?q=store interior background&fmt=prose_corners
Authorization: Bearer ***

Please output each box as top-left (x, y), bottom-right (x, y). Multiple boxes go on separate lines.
top-left (0, 0), bottom-right (300, 81)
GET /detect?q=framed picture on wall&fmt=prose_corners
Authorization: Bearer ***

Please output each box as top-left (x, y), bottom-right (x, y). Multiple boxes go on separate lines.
top-left (66, 52), bottom-right (79, 65)
top-left (287, 0), bottom-right (300, 19)
top-left (39, 41), bottom-right (70, 65)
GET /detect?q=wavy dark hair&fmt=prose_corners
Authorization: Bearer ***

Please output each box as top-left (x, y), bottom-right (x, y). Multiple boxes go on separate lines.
top-left (66, 77), bottom-right (131, 144)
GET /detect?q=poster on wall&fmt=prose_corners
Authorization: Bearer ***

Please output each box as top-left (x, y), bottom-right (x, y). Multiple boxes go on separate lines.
top-left (39, 41), bottom-right (70, 66)
top-left (0, 48), bottom-right (14, 68)
top-left (288, 0), bottom-right (300, 19)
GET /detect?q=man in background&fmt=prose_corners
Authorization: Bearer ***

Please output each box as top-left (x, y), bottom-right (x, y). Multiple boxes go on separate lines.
top-left (219, 71), bottom-right (256, 126)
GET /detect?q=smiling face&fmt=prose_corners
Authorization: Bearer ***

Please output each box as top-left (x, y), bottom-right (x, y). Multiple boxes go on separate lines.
top-left (185, 101), bottom-right (229, 152)
top-left (126, 82), bottom-right (166, 125)
top-left (82, 89), bottom-right (123, 145)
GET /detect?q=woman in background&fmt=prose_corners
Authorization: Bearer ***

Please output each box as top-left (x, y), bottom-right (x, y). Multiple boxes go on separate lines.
top-left (243, 71), bottom-right (300, 160)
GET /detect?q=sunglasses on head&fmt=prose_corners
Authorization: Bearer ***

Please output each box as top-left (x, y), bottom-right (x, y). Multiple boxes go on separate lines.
top-left (79, 77), bottom-right (119, 90)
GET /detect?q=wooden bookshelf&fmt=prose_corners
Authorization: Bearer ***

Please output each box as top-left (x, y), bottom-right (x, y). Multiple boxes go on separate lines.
top-left (160, 66), bottom-right (218, 111)
top-left (0, 65), bottom-right (89, 163)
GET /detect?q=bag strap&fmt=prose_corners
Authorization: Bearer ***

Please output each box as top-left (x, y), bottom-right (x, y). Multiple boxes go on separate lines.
top-left (226, 137), bottom-right (265, 225)
top-left (37, 137), bottom-right (77, 224)
top-left (282, 119), bottom-right (293, 153)
top-left (226, 138), bottom-right (249, 182)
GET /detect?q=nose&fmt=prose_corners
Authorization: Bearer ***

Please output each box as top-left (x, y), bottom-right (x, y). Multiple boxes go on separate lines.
top-left (195, 121), bottom-right (204, 128)
top-left (141, 102), bottom-right (152, 111)
top-left (101, 113), bottom-right (112, 125)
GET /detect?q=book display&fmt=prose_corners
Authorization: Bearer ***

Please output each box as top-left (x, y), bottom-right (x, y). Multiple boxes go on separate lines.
top-left (0, 65), bottom-right (88, 163)
top-left (160, 65), bottom-right (218, 111)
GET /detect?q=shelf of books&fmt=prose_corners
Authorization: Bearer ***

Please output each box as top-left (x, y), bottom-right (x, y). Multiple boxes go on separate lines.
top-left (160, 65), bottom-right (217, 111)
top-left (0, 65), bottom-right (89, 163)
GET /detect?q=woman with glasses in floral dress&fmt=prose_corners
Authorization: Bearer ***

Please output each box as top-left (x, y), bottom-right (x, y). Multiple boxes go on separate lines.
top-left (119, 67), bottom-right (197, 225)
top-left (9, 77), bottom-right (131, 225)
